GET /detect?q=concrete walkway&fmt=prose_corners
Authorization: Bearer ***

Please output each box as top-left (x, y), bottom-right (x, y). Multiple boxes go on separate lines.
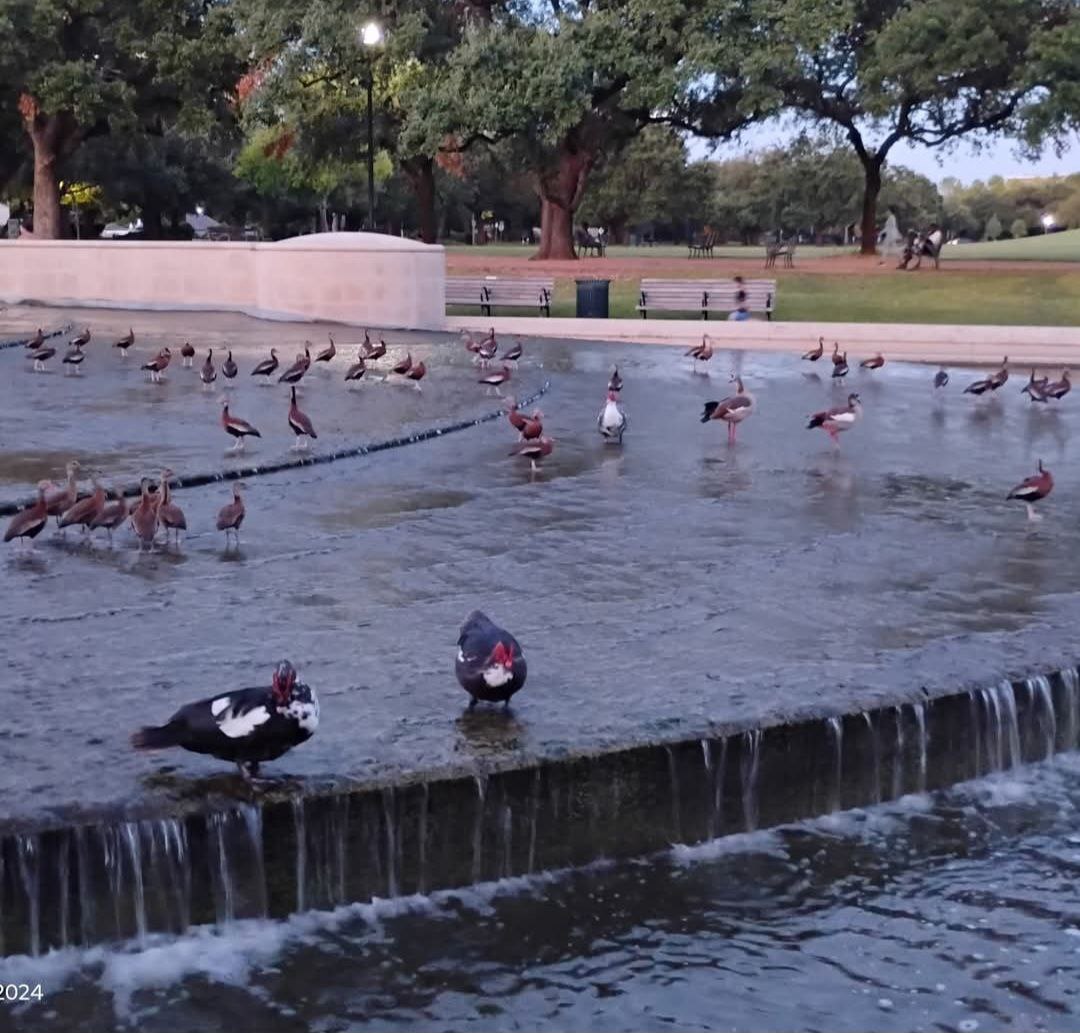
top-left (446, 315), bottom-right (1080, 366)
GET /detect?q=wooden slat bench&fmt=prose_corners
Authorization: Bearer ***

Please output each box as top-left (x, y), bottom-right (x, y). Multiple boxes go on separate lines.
top-left (637, 278), bottom-right (776, 320)
top-left (445, 276), bottom-right (553, 317)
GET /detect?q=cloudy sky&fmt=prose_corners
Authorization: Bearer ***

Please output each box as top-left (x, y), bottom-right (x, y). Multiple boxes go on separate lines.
top-left (689, 123), bottom-right (1079, 184)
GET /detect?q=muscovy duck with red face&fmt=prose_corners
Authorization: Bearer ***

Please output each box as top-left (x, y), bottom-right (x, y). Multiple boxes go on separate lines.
top-left (455, 611), bottom-right (528, 709)
top-left (131, 660), bottom-right (318, 781)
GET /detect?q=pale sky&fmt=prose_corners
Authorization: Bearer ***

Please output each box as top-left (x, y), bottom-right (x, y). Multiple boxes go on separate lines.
top-left (689, 122), bottom-right (1079, 184)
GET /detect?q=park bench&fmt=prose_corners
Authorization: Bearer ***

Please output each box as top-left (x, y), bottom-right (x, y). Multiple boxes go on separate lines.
top-left (687, 230), bottom-right (717, 258)
top-left (764, 239), bottom-right (797, 268)
top-left (637, 278), bottom-right (776, 320)
top-left (445, 276), bottom-right (553, 317)
top-left (575, 228), bottom-right (606, 258)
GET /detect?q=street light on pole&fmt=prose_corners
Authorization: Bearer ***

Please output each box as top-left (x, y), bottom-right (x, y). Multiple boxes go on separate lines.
top-left (361, 20), bottom-right (383, 232)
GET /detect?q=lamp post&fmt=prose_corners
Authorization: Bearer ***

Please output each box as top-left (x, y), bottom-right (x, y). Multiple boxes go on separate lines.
top-left (361, 20), bottom-right (382, 232)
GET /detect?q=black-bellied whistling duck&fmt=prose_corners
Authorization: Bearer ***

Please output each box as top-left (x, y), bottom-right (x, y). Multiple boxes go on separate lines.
top-left (366, 338), bottom-right (387, 362)
top-left (455, 612), bottom-right (527, 709)
top-left (251, 348), bottom-right (278, 379)
top-left (404, 360), bottom-right (427, 390)
top-left (1021, 369), bottom-right (1049, 402)
top-left (510, 436), bottom-right (554, 474)
top-left (90, 487), bottom-right (128, 545)
top-left (287, 386), bottom-right (317, 450)
top-left (130, 478), bottom-right (160, 550)
top-left (503, 338), bottom-right (523, 363)
top-left (278, 348), bottom-right (308, 384)
top-left (802, 337), bottom-right (824, 361)
top-left (344, 351), bottom-right (367, 383)
top-left (222, 350), bottom-right (238, 381)
top-left (391, 352), bottom-right (413, 376)
top-left (520, 410), bottom-right (544, 441)
top-left (59, 471), bottom-right (105, 535)
top-left (988, 356), bottom-right (1009, 391)
top-left (477, 335), bottom-right (498, 367)
top-left (462, 329), bottom-right (482, 362)
top-left (964, 373), bottom-right (992, 395)
top-left (131, 659), bottom-right (318, 781)
top-left (180, 341), bottom-right (196, 368)
top-left (831, 344), bottom-right (848, 379)
top-left (222, 402), bottom-right (261, 452)
top-left (701, 375), bottom-right (755, 444)
top-left (315, 334), bottom-right (336, 365)
top-left (71, 327), bottom-right (91, 348)
top-left (860, 352), bottom-right (885, 370)
top-left (200, 349), bottom-right (217, 389)
top-left (608, 367), bottom-right (623, 393)
top-left (686, 334), bottom-right (714, 372)
top-left (359, 328), bottom-right (372, 355)
top-left (934, 367), bottom-right (949, 389)
top-left (1045, 369), bottom-right (1071, 401)
top-left (807, 393), bottom-right (862, 446)
top-left (114, 328), bottom-right (134, 358)
top-left (25, 328), bottom-right (44, 350)
top-left (506, 400), bottom-right (528, 438)
top-left (1007, 460), bottom-right (1053, 521)
top-left (4, 482), bottom-right (49, 550)
top-left (480, 365), bottom-right (511, 395)
top-left (30, 343), bottom-right (56, 372)
top-left (45, 461), bottom-right (81, 526)
top-left (216, 482), bottom-right (246, 546)
top-left (598, 391), bottom-right (627, 444)
top-left (299, 343), bottom-right (312, 372)
top-left (157, 468), bottom-right (187, 546)
top-left (62, 342), bottom-right (85, 374)
top-left (142, 348), bottom-right (171, 383)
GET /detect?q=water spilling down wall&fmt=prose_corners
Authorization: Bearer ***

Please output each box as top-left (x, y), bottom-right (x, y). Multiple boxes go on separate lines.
top-left (1, 669), bottom-right (1076, 956)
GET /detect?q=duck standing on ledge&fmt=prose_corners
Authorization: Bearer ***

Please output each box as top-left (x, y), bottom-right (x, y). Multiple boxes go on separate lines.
top-left (4, 483), bottom-right (49, 550)
top-left (1007, 460), bottom-right (1053, 521)
top-left (701, 375), bottom-right (755, 444)
top-left (807, 393), bottom-right (862, 447)
top-left (455, 612), bottom-right (527, 709)
top-left (222, 403), bottom-right (261, 452)
top-left (131, 660), bottom-right (319, 782)
top-left (598, 390), bottom-right (627, 443)
top-left (288, 386), bottom-right (317, 450)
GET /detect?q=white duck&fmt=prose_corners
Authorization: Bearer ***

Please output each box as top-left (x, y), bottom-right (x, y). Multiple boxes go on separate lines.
top-left (597, 389), bottom-right (627, 444)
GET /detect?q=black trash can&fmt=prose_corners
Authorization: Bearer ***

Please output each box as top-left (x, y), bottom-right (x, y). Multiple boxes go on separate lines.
top-left (575, 278), bottom-right (610, 319)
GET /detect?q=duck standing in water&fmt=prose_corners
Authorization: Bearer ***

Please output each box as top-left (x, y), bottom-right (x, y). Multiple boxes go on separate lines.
top-left (180, 341), bottom-right (196, 367)
top-left (131, 660), bottom-right (319, 782)
top-left (1044, 369), bottom-right (1071, 401)
top-left (287, 387), bottom-right (317, 450)
top-left (1007, 460), bottom-right (1053, 521)
top-left (221, 350), bottom-right (238, 383)
top-left (455, 612), bottom-right (527, 709)
top-left (217, 482), bottom-right (246, 546)
top-left (114, 328), bottom-right (135, 358)
top-left (130, 477), bottom-right (160, 550)
top-left (4, 483), bottom-right (50, 550)
top-left (200, 349), bottom-right (217, 390)
top-left (90, 487), bottom-right (129, 545)
top-left (701, 375), bottom-right (755, 444)
top-left (251, 348), bottom-right (278, 380)
top-left (860, 352), bottom-right (885, 370)
top-left (686, 335), bottom-right (714, 372)
top-left (802, 337), bottom-right (824, 362)
top-left (807, 393), bottom-right (862, 447)
top-left (934, 367), bottom-right (949, 389)
top-left (157, 469), bottom-right (187, 547)
top-left (597, 389), bottom-right (627, 443)
top-left (830, 344), bottom-right (849, 380)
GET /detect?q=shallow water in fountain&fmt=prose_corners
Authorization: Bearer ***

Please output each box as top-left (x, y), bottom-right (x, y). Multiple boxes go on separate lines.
top-left (2, 319), bottom-right (1080, 820)
top-left (3, 754), bottom-right (1080, 1031)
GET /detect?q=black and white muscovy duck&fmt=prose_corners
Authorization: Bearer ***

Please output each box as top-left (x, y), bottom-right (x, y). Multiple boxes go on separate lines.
top-left (131, 660), bottom-right (318, 780)
top-left (597, 389), bottom-right (627, 443)
top-left (455, 611), bottom-right (528, 709)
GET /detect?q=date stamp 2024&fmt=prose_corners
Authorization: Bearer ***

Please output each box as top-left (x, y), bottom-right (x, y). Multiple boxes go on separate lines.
top-left (0, 985), bottom-right (43, 1003)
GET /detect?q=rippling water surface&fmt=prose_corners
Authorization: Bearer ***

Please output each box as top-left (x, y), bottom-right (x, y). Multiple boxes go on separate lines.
top-left (1, 757), bottom-right (1079, 1031)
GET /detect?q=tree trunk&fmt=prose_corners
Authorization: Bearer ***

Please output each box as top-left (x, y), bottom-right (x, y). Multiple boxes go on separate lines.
top-left (403, 157), bottom-right (437, 243)
top-left (19, 97), bottom-right (79, 240)
top-left (608, 217), bottom-right (628, 245)
top-left (859, 157), bottom-right (883, 256)
top-left (533, 140), bottom-right (595, 260)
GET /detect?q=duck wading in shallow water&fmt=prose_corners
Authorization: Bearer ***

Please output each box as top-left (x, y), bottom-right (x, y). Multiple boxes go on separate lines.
top-left (455, 611), bottom-right (528, 709)
top-left (598, 390), bottom-right (627, 443)
top-left (131, 660), bottom-right (319, 782)
top-left (701, 375), bottom-right (755, 444)
top-left (1007, 460), bottom-right (1053, 522)
top-left (807, 393), bottom-right (862, 447)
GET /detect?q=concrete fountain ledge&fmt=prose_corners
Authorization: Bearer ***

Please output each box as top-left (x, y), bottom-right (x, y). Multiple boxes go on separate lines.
top-left (0, 233), bottom-right (445, 330)
top-left (0, 664), bottom-right (1076, 956)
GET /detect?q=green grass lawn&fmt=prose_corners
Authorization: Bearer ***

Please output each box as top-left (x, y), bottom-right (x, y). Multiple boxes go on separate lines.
top-left (939, 228), bottom-right (1080, 262)
top-left (452, 271), bottom-right (1080, 325)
